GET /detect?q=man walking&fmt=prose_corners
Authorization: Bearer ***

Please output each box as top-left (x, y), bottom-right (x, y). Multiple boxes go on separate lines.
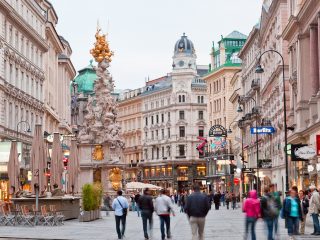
top-left (138, 188), bottom-right (154, 240)
top-left (185, 184), bottom-right (210, 240)
top-left (260, 187), bottom-right (278, 240)
top-left (309, 185), bottom-right (320, 235)
top-left (270, 184), bottom-right (282, 236)
top-left (155, 189), bottom-right (175, 240)
top-left (134, 192), bottom-right (141, 217)
top-left (112, 190), bottom-right (129, 240)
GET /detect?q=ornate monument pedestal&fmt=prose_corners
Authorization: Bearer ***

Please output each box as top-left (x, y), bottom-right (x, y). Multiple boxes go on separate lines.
top-left (76, 28), bottom-right (125, 195)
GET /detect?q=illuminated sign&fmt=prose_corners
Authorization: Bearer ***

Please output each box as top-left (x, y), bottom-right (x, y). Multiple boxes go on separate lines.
top-left (250, 127), bottom-right (275, 134)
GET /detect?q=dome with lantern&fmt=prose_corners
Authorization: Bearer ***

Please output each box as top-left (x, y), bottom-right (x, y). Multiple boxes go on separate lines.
top-left (174, 33), bottom-right (195, 55)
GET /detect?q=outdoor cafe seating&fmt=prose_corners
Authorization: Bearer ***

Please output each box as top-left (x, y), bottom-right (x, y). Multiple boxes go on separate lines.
top-left (0, 202), bottom-right (65, 227)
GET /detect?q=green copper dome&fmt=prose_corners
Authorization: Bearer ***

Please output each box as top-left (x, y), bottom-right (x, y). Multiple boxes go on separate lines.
top-left (73, 61), bottom-right (97, 95)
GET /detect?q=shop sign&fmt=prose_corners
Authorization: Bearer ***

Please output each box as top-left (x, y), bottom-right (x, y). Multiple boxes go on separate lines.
top-left (292, 145), bottom-right (316, 161)
top-left (233, 178), bottom-right (240, 185)
top-left (250, 127), bottom-right (275, 134)
top-left (208, 125), bottom-right (227, 137)
top-left (46, 134), bottom-right (64, 143)
top-left (258, 159), bottom-right (272, 168)
top-left (177, 176), bottom-right (188, 181)
top-left (317, 135), bottom-right (320, 155)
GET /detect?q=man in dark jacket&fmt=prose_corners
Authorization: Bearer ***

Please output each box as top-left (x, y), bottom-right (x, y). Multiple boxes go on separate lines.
top-left (138, 188), bottom-right (154, 240)
top-left (185, 184), bottom-right (210, 240)
top-left (213, 192), bottom-right (221, 210)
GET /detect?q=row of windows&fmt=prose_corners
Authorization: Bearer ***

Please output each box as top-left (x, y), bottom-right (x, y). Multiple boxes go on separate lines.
top-left (145, 112), bottom-right (170, 126)
top-left (146, 128), bottom-right (171, 140)
top-left (145, 145), bottom-right (186, 159)
top-left (145, 99), bottom-right (170, 111)
top-left (209, 98), bottom-right (226, 113)
top-left (5, 20), bottom-right (43, 68)
top-left (209, 78), bottom-right (226, 94)
top-left (119, 104), bottom-right (142, 117)
top-left (4, 60), bottom-right (43, 101)
top-left (3, 100), bottom-right (42, 133)
top-left (122, 117), bottom-right (142, 132)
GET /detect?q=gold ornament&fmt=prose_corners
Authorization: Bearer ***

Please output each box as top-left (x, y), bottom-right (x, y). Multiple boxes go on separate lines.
top-left (90, 28), bottom-right (114, 63)
top-left (109, 168), bottom-right (122, 191)
top-left (92, 145), bottom-right (104, 161)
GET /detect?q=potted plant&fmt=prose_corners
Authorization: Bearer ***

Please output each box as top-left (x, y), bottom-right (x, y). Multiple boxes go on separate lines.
top-left (92, 182), bottom-right (103, 219)
top-left (79, 183), bottom-right (94, 222)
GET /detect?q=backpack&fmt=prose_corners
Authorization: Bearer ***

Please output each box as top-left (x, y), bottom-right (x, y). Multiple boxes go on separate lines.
top-left (266, 196), bottom-right (278, 218)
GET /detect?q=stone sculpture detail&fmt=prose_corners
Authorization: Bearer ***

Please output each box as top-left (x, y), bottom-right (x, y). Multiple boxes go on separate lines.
top-left (79, 29), bottom-right (124, 149)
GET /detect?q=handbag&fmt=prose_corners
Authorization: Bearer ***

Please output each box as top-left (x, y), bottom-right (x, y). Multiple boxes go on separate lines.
top-left (117, 198), bottom-right (128, 216)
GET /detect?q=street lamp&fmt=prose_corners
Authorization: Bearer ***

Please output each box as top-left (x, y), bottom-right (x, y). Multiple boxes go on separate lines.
top-left (255, 49), bottom-right (289, 193)
top-left (16, 121), bottom-right (32, 140)
top-left (237, 96), bottom-right (260, 195)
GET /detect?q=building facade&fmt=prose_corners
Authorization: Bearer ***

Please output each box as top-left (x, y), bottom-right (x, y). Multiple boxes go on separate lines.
top-left (283, 0), bottom-right (320, 188)
top-left (139, 34), bottom-right (208, 193)
top-left (237, 0), bottom-right (289, 195)
top-left (117, 88), bottom-right (143, 183)
top-left (0, 0), bottom-right (74, 200)
top-left (204, 31), bottom-right (246, 193)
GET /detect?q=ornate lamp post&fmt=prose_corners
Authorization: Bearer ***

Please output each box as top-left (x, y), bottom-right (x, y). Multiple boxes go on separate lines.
top-left (237, 96), bottom-right (260, 195)
top-left (255, 49), bottom-right (289, 193)
top-left (16, 120), bottom-right (32, 139)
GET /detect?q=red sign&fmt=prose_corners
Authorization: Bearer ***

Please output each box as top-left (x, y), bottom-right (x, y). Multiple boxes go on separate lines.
top-left (234, 178), bottom-right (240, 185)
top-left (317, 135), bottom-right (320, 155)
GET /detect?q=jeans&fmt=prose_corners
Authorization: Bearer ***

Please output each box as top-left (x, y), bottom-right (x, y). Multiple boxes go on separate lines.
top-left (141, 210), bottom-right (153, 239)
top-left (311, 213), bottom-right (320, 233)
top-left (273, 215), bottom-right (279, 234)
top-left (115, 215), bottom-right (126, 239)
top-left (159, 215), bottom-right (171, 240)
top-left (226, 201), bottom-right (230, 209)
top-left (136, 205), bottom-right (141, 217)
top-left (265, 218), bottom-right (274, 240)
top-left (232, 201), bottom-right (236, 210)
top-left (245, 217), bottom-right (257, 240)
top-left (287, 216), bottom-right (299, 236)
top-left (300, 215), bottom-right (306, 234)
top-left (189, 216), bottom-right (205, 240)
top-left (214, 203), bottom-right (219, 210)
top-left (131, 202), bottom-right (135, 212)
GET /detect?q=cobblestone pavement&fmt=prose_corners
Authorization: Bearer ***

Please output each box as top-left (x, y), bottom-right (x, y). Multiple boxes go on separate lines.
top-left (0, 204), bottom-right (318, 240)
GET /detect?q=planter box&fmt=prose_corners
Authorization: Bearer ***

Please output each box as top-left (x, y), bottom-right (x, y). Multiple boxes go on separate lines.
top-left (79, 209), bottom-right (101, 222)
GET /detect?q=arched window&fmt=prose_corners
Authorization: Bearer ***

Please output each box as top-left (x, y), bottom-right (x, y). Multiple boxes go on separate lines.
top-left (182, 95), bottom-right (185, 102)
top-left (198, 96), bottom-right (200, 103)
top-left (178, 95), bottom-right (181, 102)
top-left (201, 96), bottom-right (204, 103)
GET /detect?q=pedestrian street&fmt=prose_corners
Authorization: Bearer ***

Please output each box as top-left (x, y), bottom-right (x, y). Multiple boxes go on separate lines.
top-left (0, 204), bottom-right (317, 240)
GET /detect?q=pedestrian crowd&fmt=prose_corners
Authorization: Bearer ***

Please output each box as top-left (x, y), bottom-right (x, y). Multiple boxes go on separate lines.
top-left (104, 183), bottom-right (320, 240)
top-left (243, 184), bottom-right (320, 240)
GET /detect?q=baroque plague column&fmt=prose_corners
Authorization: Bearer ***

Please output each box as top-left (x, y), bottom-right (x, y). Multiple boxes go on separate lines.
top-left (78, 28), bottom-right (125, 193)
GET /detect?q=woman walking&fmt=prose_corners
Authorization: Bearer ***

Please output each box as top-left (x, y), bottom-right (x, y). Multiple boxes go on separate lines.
top-left (283, 188), bottom-right (303, 239)
top-left (243, 190), bottom-right (260, 240)
top-left (298, 190), bottom-right (309, 234)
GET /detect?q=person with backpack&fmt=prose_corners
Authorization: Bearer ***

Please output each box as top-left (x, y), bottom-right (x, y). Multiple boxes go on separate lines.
top-left (138, 188), bottom-right (154, 240)
top-left (261, 186), bottom-right (278, 240)
top-left (269, 184), bottom-right (282, 236)
top-left (282, 188), bottom-right (303, 239)
top-left (243, 190), bottom-right (261, 240)
top-left (112, 190), bottom-right (129, 240)
top-left (155, 189), bottom-right (175, 240)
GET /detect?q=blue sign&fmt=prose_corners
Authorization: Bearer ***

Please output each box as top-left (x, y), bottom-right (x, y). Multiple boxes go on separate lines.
top-left (250, 127), bottom-right (275, 134)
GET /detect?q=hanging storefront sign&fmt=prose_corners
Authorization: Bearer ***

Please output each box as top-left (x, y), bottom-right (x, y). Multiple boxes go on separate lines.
top-left (258, 159), bottom-right (272, 168)
top-left (233, 178), bottom-right (240, 185)
top-left (292, 145), bottom-right (316, 161)
top-left (208, 125), bottom-right (227, 137)
top-left (250, 127), bottom-right (275, 134)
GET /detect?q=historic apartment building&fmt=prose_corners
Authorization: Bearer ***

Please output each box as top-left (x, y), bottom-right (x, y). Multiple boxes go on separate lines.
top-left (0, 0), bottom-right (74, 200)
top-left (117, 88), bottom-right (143, 182)
top-left (141, 35), bottom-right (208, 193)
top-left (283, 0), bottom-right (320, 189)
top-left (204, 31), bottom-right (247, 193)
top-left (237, 0), bottom-right (289, 194)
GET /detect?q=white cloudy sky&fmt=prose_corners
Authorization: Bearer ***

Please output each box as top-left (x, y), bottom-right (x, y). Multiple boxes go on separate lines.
top-left (50, 0), bottom-right (263, 90)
